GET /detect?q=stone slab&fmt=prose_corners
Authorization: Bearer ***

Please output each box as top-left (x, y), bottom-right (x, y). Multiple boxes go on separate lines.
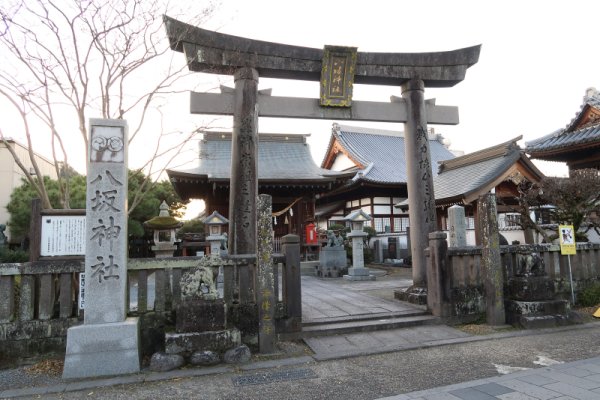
top-left (165, 328), bottom-right (241, 356)
top-left (62, 317), bottom-right (140, 379)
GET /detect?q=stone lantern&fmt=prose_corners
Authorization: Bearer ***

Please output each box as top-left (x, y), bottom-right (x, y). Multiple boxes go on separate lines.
top-left (343, 209), bottom-right (375, 281)
top-left (202, 211), bottom-right (229, 256)
top-left (143, 201), bottom-right (183, 258)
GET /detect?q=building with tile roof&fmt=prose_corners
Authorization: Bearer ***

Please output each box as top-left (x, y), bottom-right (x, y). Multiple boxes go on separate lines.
top-left (317, 123), bottom-right (456, 235)
top-left (526, 87), bottom-right (600, 172)
top-left (166, 131), bottom-right (352, 241)
top-left (396, 136), bottom-right (545, 245)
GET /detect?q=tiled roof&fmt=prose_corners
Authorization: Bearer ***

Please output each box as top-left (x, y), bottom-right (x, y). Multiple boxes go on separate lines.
top-left (526, 124), bottom-right (600, 154)
top-left (526, 88), bottom-right (600, 155)
top-left (434, 151), bottom-right (520, 202)
top-left (326, 123), bottom-right (455, 184)
top-left (434, 137), bottom-right (543, 204)
top-left (396, 137), bottom-right (543, 208)
top-left (167, 132), bottom-right (349, 182)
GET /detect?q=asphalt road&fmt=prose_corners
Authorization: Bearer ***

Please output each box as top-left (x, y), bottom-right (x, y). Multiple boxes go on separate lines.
top-left (27, 324), bottom-right (600, 400)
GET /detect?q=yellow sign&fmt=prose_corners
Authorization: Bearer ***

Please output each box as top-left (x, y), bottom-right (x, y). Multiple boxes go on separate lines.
top-left (559, 225), bottom-right (576, 255)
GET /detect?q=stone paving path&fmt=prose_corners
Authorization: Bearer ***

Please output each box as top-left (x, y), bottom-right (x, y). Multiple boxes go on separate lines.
top-left (305, 325), bottom-right (471, 361)
top-left (301, 272), bottom-right (415, 323)
top-left (379, 356), bottom-right (600, 400)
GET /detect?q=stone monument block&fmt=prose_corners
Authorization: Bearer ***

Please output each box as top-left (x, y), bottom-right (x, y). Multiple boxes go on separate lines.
top-left (63, 318), bottom-right (140, 379)
top-left (505, 250), bottom-right (581, 328)
top-left (318, 246), bottom-right (347, 277)
top-left (175, 300), bottom-right (226, 333)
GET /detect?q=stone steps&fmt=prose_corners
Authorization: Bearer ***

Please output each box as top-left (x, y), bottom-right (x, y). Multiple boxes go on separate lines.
top-left (302, 309), bottom-right (427, 327)
top-left (299, 313), bottom-right (440, 338)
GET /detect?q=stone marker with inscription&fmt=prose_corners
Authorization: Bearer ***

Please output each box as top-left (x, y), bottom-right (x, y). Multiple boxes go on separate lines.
top-left (448, 205), bottom-right (467, 247)
top-left (63, 119), bottom-right (140, 379)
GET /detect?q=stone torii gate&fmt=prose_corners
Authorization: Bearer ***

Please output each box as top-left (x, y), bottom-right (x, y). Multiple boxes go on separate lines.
top-left (164, 16), bottom-right (480, 301)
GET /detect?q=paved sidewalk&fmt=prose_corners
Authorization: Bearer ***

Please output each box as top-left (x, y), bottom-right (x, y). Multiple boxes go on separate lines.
top-left (379, 356), bottom-right (600, 400)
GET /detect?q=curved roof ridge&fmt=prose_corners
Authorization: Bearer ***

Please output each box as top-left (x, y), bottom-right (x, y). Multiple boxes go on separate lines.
top-left (563, 87), bottom-right (600, 133)
top-left (438, 136), bottom-right (522, 173)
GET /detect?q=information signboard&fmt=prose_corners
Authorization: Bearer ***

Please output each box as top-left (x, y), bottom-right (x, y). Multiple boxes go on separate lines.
top-left (40, 216), bottom-right (86, 256)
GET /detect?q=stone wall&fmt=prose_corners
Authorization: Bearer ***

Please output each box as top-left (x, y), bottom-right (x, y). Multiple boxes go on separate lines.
top-left (0, 249), bottom-right (301, 365)
top-left (429, 243), bottom-right (600, 323)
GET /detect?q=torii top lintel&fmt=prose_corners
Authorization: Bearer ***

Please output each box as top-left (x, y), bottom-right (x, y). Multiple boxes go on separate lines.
top-left (164, 16), bottom-right (481, 88)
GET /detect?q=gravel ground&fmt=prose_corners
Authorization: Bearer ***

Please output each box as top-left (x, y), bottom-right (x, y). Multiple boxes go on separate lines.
top-left (2, 323), bottom-right (599, 400)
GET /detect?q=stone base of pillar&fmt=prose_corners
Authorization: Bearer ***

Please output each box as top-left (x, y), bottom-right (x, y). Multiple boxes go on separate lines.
top-left (343, 267), bottom-right (376, 281)
top-left (394, 285), bottom-right (427, 305)
top-left (63, 318), bottom-right (140, 379)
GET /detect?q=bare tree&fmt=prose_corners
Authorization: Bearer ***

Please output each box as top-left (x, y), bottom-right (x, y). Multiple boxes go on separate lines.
top-left (504, 169), bottom-right (600, 243)
top-left (0, 0), bottom-right (217, 211)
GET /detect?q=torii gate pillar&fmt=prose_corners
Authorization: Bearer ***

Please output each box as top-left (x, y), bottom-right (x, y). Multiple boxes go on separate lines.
top-left (229, 67), bottom-right (259, 302)
top-left (399, 79), bottom-right (437, 302)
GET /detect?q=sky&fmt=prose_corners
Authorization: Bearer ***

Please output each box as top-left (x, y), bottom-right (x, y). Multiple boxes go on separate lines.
top-left (5, 0), bottom-right (599, 207)
top-left (178, 0), bottom-right (600, 179)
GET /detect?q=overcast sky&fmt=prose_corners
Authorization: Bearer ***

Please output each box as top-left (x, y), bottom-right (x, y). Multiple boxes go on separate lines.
top-left (5, 1), bottom-right (598, 179)
top-left (182, 0), bottom-right (600, 178)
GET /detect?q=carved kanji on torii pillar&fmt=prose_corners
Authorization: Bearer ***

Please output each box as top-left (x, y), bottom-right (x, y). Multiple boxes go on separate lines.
top-left (164, 16), bottom-right (480, 303)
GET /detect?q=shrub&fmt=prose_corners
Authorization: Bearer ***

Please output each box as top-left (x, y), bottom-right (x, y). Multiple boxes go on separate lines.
top-left (0, 247), bottom-right (29, 263)
top-left (579, 282), bottom-right (600, 307)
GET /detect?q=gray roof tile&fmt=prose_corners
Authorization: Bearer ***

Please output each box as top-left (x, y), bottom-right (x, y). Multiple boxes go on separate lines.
top-left (526, 124), bottom-right (600, 153)
top-left (168, 132), bottom-right (348, 182)
top-left (331, 124), bottom-right (455, 184)
top-left (433, 151), bottom-right (520, 201)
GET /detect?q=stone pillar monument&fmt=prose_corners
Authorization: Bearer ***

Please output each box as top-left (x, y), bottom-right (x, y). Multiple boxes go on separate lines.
top-left (229, 67), bottom-right (259, 303)
top-left (398, 79), bottom-right (436, 303)
top-left (257, 195), bottom-right (275, 353)
top-left (63, 118), bottom-right (140, 379)
top-left (448, 205), bottom-right (467, 247)
top-left (478, 192), bottom-right (506, 326)
top-left (343, 210), bottom-right (375, 281)
top-left (427, 232), bottom-right (451, 317)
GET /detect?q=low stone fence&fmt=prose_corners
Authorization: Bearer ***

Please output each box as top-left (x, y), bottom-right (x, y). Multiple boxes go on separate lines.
top-left (427, 238), bottom-right (600, 323)
top-left (0, 244), bottom-right (301, 364)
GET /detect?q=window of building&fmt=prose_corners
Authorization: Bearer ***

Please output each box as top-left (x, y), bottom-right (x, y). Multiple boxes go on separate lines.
top-left (373, 217), bottom-right (391, 233)
top-left (393, 217), bottom-right (410, 232)
top-left (466, 217), bottom-right (475, 230)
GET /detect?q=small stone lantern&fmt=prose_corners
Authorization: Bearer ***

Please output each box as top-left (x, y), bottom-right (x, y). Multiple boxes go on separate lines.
top-left (343, 209), bottom-right (375, 281)
top-left (143, 201), bottom-right (183, 258)
top-left (202, 211), bottom-right (229, 256)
